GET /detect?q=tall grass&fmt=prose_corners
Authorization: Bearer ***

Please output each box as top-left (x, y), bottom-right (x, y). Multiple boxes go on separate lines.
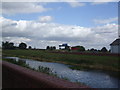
top-left (3, 58), bottom-right (58, 76)
top-left (2, 49), bottom-right (120, 71)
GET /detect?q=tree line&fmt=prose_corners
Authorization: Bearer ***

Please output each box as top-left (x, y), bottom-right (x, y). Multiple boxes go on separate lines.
top-left (2, 41), bottom-right (108, 53)
top-left (87, 47), bottom-right (108, 52)
top-left (46, 45), bottom-right (108, 52)
top-left (46, 46), bottom-right (56, 50)
top-left (2, 41), bottom-right (28, 49)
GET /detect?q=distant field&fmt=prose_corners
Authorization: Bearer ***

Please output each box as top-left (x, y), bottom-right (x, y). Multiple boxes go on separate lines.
top-left (2, 49), bottom-right (120, 71)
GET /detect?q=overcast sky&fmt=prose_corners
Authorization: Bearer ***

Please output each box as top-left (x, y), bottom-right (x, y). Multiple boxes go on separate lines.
top-left (1, 1), bottom-right (119, 50)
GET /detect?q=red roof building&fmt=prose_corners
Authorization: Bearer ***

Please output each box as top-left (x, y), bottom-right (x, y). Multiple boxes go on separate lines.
top-left (71, 47), bottom-right (79, 50)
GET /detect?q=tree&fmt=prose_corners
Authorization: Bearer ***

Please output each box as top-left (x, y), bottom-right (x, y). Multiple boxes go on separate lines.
top-left (52, 46), bottom-right (56, 50)
top-left (28, 46), bottom-right (32, 49)
top-left (109, 49), bottom-right (111, 52)
top-left (98, 50), bottom-right (101, 52)
top-left (46, 46), bottom-right (50, 50)
top-left (2, 41), bottom-right (9, 49)
top-left (2, 41), bottom-right (15, 49)
top-left (46, 46), bottom-right (56, 50)
top-left (76, 46), bottom-right (85, 51)
top-left (9, 42), bottom-right (14, 49)
top-left (50, 46), bottom-right (53, 50)
top-left (101, 47), bottom-right (108, 52)
top-left (87, 49), bottom-right (90, 51)
top-left (65, 46), bottom-right (70, 50)
top-left (19, 42), bottom-right (27, 49)
top-left (89, 48), bottom-right (97, 51)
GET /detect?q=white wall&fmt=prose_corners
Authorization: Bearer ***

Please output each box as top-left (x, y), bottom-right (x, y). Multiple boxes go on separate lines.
top-left (111, 45), bottom-right (120, 53)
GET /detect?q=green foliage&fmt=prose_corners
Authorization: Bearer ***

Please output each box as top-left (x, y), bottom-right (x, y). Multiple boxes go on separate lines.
top-left (101, 47), bottom-right (108, 52)
top-left (3, 58), bottom-right (30, 68)
top-left (75, 46), bottom-right (85, 51)
top-left (60, 76), bottom-right (69, 81)
top-left (3, 57), bottom-right (57, 76)
top-left (46, 46), bottom-right (56, 50)
top-left (75, 80), bottom-right (86, 86)
top-left (89, 48), bottom-right (98, 52)
top-left (38, 66), bottom-right (51, 74)
top-left (65, 46), bottom-right (70, 50)
top-left (28, 46), bottom-right (32, 49)
top-left (19, 42), bottom-right (27, 49)
top-left (46, 46), bottom-right (50, 50)
top-left (2, 41), bottom-right (15, 49)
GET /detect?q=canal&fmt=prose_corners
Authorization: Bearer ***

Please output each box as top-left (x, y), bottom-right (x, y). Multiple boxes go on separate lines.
top-left (4, 57), bottom-right (120, 88)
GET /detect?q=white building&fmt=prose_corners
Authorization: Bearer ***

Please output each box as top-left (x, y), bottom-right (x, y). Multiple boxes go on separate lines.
top-left (110, 38), bottom-right (120, 53)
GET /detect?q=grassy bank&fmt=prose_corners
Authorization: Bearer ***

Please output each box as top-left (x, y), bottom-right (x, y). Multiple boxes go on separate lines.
top-left (2, 49), bottom-right (120, 72)
top-left (3, 58), bottom-right (57, 76)
top-left (3, 58), bottom-right (87, 86)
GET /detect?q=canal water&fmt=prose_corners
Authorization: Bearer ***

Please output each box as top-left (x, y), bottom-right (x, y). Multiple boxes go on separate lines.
top-left (4, 57), bottom-right (120, 88)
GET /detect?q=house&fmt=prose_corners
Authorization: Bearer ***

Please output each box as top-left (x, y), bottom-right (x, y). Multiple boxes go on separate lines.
top-left (71, 46), bottom-right (81, 52)
top-left (71, 46), bottom-right (85, 52)
top-left (110, 38), bottom-right (120, 53)
top-left (71, 47), bottom-right (79, 51)
top-left (59, 43), bottom-right (70, 50)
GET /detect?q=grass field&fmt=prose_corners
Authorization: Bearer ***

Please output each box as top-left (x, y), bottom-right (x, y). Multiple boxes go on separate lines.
top-left (2, 49), bottom-right (120, 72)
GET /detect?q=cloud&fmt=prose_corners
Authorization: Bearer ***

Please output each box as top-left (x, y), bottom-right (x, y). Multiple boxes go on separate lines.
top-left (1, 16), bottom-right (118, 49)
top-left (68, 2), bottom-right (86, 7)
top-left (1, 2), bottom-right (86, 16)
top-left (93, 17), bottom-right (118, 24)
top-left (91, 0), bottom-right (119, 5)
top-left (91, 2), bottom-right (108, 5)
top-left (2, 2), bottom-right (51, 15)
top-left (39, 16), bottom-right (53, 22)
top-left (3, 37), bottom-right (31, 44)
top-left (1, 0), bottom-right (119, 3)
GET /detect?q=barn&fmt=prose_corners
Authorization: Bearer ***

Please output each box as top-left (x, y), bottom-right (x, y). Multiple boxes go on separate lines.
top-left (110, 38), bottom-right (120, 53)
top-left (71, 47), bottom-right (79, 51)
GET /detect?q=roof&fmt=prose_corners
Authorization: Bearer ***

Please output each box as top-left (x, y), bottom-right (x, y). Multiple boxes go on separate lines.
top-left (110, 38), bottom-right (120, 45)
top-left (71, 47), bottom-right (79, 50)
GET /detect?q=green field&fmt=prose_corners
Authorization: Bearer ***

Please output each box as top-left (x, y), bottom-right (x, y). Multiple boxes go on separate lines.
top-left (2, 49), bottom-right (120, 72)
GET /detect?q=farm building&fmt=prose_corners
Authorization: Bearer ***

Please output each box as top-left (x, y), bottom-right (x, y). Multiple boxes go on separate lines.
top-left (71, 46), bottom-right (85, 52)
top-left (59, 43), bottom-right (70, 50)
top-left (71, 47), bottom-right (79, 51)
top-left (110, 38), bottom-right (120, 53)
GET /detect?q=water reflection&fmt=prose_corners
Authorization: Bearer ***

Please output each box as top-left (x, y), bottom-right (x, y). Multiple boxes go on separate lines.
top-left (4, 57), bottom-right (120, 88)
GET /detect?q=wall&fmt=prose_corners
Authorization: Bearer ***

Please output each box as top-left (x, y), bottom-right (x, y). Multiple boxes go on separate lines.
top-left (111, 45), bottom-right (120, 54)
top-left (0, 49), bottom-right (2, 89)
top-left (0, 61), bottom-right (2, 90)
top-left (2, 61), bottom-right (88, 88)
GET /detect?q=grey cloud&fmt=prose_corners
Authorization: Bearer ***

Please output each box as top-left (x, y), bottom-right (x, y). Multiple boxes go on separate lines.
top-left (2, 23), bottom-right (17, 28)
top-left (67, 2), bottom-right (86, 7)
top-left (93, 17), bottom-right (118, 24)
top-left (2, 2), bottom-right (50, 15)
top-left (11, 23), bottom-right (17, 26)
top-left (1, 16), bottom-right (118, 49)
top-left (2, 31), bottom-right (29, 38)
